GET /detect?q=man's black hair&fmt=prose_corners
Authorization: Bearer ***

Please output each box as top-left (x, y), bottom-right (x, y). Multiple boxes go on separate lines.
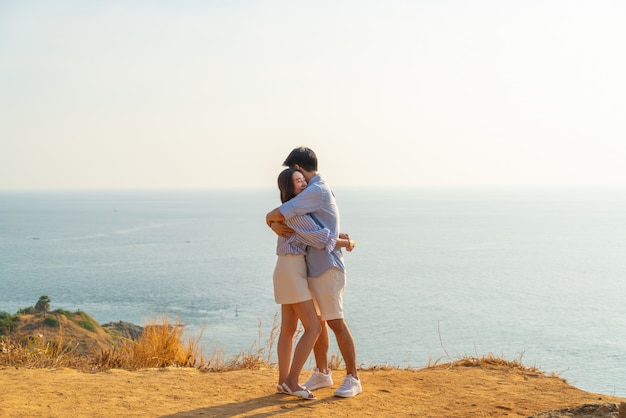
top-left (283, 147), bottom-right (318, 172)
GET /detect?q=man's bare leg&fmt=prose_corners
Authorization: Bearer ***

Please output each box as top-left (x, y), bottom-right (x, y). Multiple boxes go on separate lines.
top-left (327, 318), bottom-right (358, 378)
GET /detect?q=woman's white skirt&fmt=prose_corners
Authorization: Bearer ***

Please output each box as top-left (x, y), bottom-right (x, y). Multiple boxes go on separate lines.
top-left (273, 254), bottom-right (312, 304)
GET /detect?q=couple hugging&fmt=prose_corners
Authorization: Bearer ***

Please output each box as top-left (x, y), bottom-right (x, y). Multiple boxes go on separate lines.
top-left (266, 147), bottom-right (362, 400)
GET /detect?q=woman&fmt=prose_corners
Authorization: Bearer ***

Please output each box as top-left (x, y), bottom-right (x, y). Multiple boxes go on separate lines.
top-left (272, 168), bottom-right (355, 400)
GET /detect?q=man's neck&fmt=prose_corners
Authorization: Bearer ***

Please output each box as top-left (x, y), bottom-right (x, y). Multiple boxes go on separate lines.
top-left (302, 170), bottom-right (317, 182)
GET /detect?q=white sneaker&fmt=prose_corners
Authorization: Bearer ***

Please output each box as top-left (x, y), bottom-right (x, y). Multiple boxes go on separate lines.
top-left (302, 368), bottom-right (333, 391)
top-left (334, 374), bottom-right (362, 398)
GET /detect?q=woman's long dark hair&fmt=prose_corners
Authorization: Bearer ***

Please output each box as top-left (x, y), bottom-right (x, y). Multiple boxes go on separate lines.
top-left (277, 168), bottom-right (299, 203)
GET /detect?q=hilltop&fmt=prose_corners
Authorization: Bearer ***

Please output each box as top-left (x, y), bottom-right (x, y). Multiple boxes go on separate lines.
top-left (1, 362), bottom-right (625, 417)
top-left (2, 308), bottom-right (625, 416)
top-left (0, 309), bottom-right (141, 354)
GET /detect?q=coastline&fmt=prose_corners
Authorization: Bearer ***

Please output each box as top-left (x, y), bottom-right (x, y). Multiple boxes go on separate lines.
top-left (3, 188), bottom-right (626, 398)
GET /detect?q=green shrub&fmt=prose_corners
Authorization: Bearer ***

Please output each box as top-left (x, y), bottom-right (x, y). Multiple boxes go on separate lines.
top-left (0, 312), bottom-right (20, 335)
top-left (43, 316), bottom-right (60, 328)
top-left (75, 311), bottom-right (97, 333)
top-left (54, 309), bottom-right (73, 319)
top-left (17, 306), bottom-right (36, 315)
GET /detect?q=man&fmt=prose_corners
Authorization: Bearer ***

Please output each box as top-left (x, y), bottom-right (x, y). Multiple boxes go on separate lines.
top-left (266, 147), bottom-right (362, 398)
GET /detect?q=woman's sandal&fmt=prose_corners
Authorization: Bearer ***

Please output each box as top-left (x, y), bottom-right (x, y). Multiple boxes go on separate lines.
top-left (281, 383), bottom-right (316, 400)
top-left (276, 384), bottom-right (287, 394)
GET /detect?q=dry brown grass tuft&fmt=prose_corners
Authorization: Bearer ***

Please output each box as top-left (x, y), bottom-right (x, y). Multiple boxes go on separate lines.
top-left (200, 316), bottom-right (278, 372)
top-left (92, 316), bottom-right (205, 371)
top-left (0, 326), bottom-right (88, 370)
top-left (451, 352), bottom-right (533, 370)
top-left (432, 352), bottom-right (552, 379)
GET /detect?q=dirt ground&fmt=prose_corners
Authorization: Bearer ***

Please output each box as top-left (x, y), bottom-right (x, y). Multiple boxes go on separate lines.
top-left (1, 364), bottom-right (624, 417)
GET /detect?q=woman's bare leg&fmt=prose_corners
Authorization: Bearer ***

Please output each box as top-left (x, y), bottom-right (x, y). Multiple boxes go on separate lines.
top-left (312, 318), bottom-right (330, 373)
top-left (283, 300), bottom-right (322, 391)
top-left (277, 304), bottom-right (297, 386)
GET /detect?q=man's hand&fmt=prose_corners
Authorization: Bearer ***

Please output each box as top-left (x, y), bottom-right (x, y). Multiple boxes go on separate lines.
top-left (339, 232), bottom-right (355, 252)
top-left (271, 221), bottom-right (294, 238)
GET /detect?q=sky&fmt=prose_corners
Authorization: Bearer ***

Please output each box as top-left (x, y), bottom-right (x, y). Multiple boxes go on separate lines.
top-left (1, 0), bottom-right (625, 190)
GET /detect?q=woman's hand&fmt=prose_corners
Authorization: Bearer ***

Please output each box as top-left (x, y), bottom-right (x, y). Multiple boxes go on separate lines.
top-left (266, 208), bottom-right (285, 227)
top-left (271, 221), bottom-right (295, 238)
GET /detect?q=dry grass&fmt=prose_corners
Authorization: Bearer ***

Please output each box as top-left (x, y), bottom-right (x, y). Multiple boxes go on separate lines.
top-left (444, 352), bottom-right (546, 374)
top-left (0, 315), bottom-right (274, 373)
top-left (92, 316), bottom-right (205, 371)
top-left (0, 327), bottom-right (86, 370)
top-left (419, 322), bottom-right (552, 378)
top-left (1, 314), bottom-right (549, 381)
top-left (201, 316), bottom-right (278, 372)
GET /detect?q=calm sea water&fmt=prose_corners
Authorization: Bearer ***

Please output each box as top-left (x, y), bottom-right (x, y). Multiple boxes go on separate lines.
top-left (1, 187), bottom-right (625, 396)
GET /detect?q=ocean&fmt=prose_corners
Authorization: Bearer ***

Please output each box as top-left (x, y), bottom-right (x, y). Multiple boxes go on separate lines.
top-left (1, 187), bottom-right (625, 396)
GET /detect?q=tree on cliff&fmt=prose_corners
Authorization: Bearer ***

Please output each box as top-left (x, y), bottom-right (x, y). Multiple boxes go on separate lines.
top-left (35, 295), bottom-right (51, 318)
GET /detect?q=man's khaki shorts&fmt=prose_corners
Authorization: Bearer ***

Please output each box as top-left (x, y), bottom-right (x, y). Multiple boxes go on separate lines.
top-left (308, 267), bottom-right (346, 321)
